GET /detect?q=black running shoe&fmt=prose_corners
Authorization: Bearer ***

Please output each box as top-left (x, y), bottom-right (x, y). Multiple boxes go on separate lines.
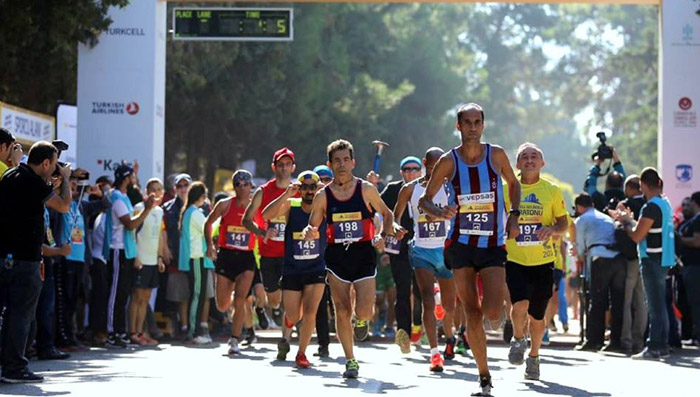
top-left (314, 345), bottom-right (329, 357)
top-left (255, 306), bottom-right (269, 330)
top-left (244, 328), bottom-right (257, 346)
top-left (272, 308), bottom-right (283, 328)
top-left (471, 374), bottom-right (493, 397)
top-left (106, 333), bottom-right (127, 348)
top-left (1, 369), bottom-right (44, 384)
top-left (277, 338), bottom-right (290, 361)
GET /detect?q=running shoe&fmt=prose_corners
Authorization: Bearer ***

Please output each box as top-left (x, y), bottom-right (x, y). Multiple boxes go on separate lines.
top-left (429, 352), bottom-right (444, 372)
top-left (118, 333), bottom-right (132, 346)
top-left (456, 341), bottom-right (468, 356)
top-left (314, 345), bottom-right (329, 358)
top-left (277, 338), bottom-right (291, 361)
top-left (562, 323), bottom-right (569, 334)
top-left (272, 308), bottom-right (283, 328)
top-left (193, 335), bottom-right (210, 345)
top-left (410, 325), bottom-right (423, 345)
top-left (343, 358), bottom-right (360, 379)
top-left (632, 347), bottom-right (661, 360)
top-left (383, 326), bottom-right (396, 339)
top-left (524, 356), bottom-right (540, 380)
top-left (508, 337), bottom-right (526, 365)
top-left (444, 336), bottom-right (456, 360)
top-left (470, 375), bottom-right (493, 397)
top-left (354, 319), bottom-right (369, 342)
top-left (503, 320), bottom-right (514, 344)
top-left (227, 337), bottom-right (241, 355)
top-left (395, 328), bottom-right (411, 354)
top-left (106, 333), bottom-right (127, 349)
top-left (295, 353), bottom-right (312, 368)
top-left (542, 328), bottom-right (550, 346)
top-left (0, 369), bottom-right (44, 384)
top-left (243, 328), bottom-right (257, 346)
top-left (255, 306), bottom-right (269, 330)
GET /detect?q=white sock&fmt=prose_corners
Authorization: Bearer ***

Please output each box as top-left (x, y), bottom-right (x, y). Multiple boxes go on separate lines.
top-left (200, 322), bottom-right (208, 329)
top-left (430, 347), bottom-right (439, 356)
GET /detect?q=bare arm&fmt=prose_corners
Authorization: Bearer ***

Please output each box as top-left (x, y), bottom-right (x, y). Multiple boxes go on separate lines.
top-left (419, 153), bottom-right (457, 220)
top-left (392, 183), bottom-right (414, 240)
top-left (363, 181), bottom-right (395, 236)
top-left (493, 146), bottom-right (520, 239)
top-left (262, 184), bottom-right (299, 221)
top-left (626, 217), bottom-right (654, 244)
top-left (45, 164), bottom-right (72, 213)
top-left (303, 190), bottom-right (327, 240)
top-left (119, 194), bottom-right (155, 230)
top-left (243, 188), bottom-right (266, 238)
top-left (536, 215), bottom-right (569, 242)
top-left (204, 198), bottom-right (230, 251)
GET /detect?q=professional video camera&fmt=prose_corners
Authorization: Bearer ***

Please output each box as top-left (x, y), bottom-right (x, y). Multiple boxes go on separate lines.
top-left (52, 139), bottom-right (89, 180)
top-left (591, 131), bottom-right (613, 161)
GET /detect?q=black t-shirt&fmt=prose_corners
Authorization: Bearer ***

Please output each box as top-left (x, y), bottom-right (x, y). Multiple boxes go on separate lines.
top-left (0, 164), bottom-right (55, 261)
top-left (381, 180), bottom-right (413, 258)
top-left (640, 201), bottom-right (663, 256)
top-left (620, 195), bottom-right (645, 221)
top-left (678, 214), bottom-right (700, 267)
top-left (162, 196), bottom-right (183, 267)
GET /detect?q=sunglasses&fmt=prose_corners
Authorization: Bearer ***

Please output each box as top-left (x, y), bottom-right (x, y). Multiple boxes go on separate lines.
top-left (300, 183), bottom-right (318, 191)
top-left (235, 182), bottom-right (251, 187)
top-left (401, 167), bottom-right (421, 173)
top-left (176, 184), bottom-right (189, 189)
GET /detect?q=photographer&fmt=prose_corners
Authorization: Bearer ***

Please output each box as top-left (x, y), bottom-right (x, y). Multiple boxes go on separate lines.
top-left (0, 141), bottom-right (72, 383)
top-left (0, 127), bottom-right (23, 177)
top-left (583, 135), bottom-right (626, 212)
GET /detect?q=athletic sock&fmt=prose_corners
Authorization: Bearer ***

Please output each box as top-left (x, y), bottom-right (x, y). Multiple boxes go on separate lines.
top-left (430, 347), bottom-right (439, 356)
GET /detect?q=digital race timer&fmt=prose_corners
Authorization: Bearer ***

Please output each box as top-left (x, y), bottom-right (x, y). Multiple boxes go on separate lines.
top-left (173, 8), bottom-right (293, 42)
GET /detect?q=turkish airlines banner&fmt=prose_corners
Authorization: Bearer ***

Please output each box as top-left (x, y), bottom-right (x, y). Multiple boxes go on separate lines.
top-left (77, 1), bottom-right (166, 182)
top-left (661, 0), bottom-right (700, 207)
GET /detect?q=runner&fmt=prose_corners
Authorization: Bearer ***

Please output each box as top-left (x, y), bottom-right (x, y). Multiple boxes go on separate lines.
top-left (129, 178), bottom-right (166, 346)
top-left (243, 148), bottom-right (297, 357)
top-left (393, 147), bottom-right (457, 372)
top-left (204, 171), bottom-right (256, 354)
top-left (504, 143), bottom-right (568, 381)
top-left (419, 103), bottom-right (521, 396)
top-left (262, 170), bottom-right (326, 368)
top-left (303, 139), bottom-right (397, 378)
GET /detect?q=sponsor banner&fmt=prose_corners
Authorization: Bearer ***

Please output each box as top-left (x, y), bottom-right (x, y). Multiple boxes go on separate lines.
top-left (661, 0), bottom-right (700, 207)
top-left (77, 1), bottom-right (166, 183)
top-left (56, 104), bottom-right (77, 165)
top-left (0, 101), bottom-right (55, 144)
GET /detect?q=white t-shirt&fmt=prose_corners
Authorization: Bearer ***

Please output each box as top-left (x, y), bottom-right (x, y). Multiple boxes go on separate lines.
top-left (189, 209), bottom-right (206, 259)
top-left (91, 212), bottom-right (106, 262)
top-left (135, 203), bottom-right (163, 265)
top-left (110, 199), bottom-right (130, 249)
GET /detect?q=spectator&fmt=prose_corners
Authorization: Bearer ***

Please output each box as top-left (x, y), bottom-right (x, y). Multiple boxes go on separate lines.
top-left (614, 167), bottom-right (676, 360)
top-left (0, 127), bottom-right (23, 176)
top-left (678, 192), bottom-right (700, 346)
top-left (574, 192), bottom-right (626, 352)
top-left (583, 146), bottom-right (626, 212)
top-left (0, 141), bottom-right (72, 383)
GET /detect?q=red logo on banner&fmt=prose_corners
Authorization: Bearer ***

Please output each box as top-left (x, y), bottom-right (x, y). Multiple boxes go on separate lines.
top-left (126, 102), bottom-right (140, 115)
top-left (679, 97), bottom-right (692, 111)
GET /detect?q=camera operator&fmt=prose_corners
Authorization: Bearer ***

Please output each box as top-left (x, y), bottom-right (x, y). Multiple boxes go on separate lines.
top-left (0, 127), bottom-right (23, 177)
top-left (583, 134), bottom-right (626, 212)
top-left (0, 141), bottom-right (72, 383)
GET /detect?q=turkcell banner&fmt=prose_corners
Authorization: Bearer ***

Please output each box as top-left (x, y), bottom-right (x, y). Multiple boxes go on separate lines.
top-left (57, 104), bottom-right (77, 166)
top-left (77, 1), bottom-right (166, 182)
top-left (0, 101), bottom-right (54, 145)
top-left (661, 0), bottom-right (700, 207)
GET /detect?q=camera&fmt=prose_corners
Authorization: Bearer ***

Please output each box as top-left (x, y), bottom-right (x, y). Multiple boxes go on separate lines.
top-left (591, 131), bottom-right (613, 161)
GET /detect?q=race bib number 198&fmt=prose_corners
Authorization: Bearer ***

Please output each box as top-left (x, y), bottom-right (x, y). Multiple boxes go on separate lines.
top-left (269, 216), bottom-right (286, 242)
top-left (332, 212), bottom-right (364, 243)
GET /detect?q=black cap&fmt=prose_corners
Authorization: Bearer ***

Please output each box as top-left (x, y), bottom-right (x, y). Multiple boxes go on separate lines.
top-left (114, 163), bottom-right (134, 186)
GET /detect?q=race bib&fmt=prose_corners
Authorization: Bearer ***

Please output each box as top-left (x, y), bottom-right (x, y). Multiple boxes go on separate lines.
top-left (226, 226), bottom-right (251, 250)
top-left (269, 217), bottom-right (286, 242)
top-left (458, 192), bottom-right (495, 236)
top-left (46, 228), bottom-right (56, 247)
top-left (516, 223), bottom-right (543, 246)
top-left (384, 235), bottom-right (401, 254)
top-left (293, 232), bottom-right (320, 260)
top-left (70, 226), bottom-right (84, 245)
top-left (332, 212), bottom-right (364, 243)
top-left (417, 214), bottom-right (446, 241)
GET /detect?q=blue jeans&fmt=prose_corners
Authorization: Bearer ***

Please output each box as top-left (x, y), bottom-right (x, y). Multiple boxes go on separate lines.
top-left (36, 261), bottom-right (56, 354)
top-left (0, 259), bottom-right (43, 376)
top-left (640, 256), bottom-right (669, 351)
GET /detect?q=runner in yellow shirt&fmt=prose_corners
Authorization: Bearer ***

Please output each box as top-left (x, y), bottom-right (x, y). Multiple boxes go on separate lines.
top-left (503, 143), bottom-right (568, 381)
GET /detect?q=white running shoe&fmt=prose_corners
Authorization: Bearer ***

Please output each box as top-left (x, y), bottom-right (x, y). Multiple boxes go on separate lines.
top-left (228, 337), bottom-right (241, 355)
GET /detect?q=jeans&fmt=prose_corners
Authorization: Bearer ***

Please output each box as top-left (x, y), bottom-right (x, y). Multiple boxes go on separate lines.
top-left (665, 277), bottom-right (680, 347)
top-left (36, 261), bottom-right (56, 354)
top-left (557, 277), bottom-right (568, 325)
top-left (683, 266), bottom-right (700, 341)
top-left (621, 259), bottom-right (648, 350)
top-left (389, 256), bottom-right (413, 334)
top-left (56, 259), bottom-right (84, 345)
top-left (0, 260), bottom-right (43, 376)
top-left (640, 256), bottom-right (669, 351)
top-left (586, 255), bottom-right (626, 346)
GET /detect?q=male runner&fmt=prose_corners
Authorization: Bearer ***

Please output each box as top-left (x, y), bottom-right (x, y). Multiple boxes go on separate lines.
top-left (303, 139), bottom-right (397, 378)
top-left (204, 170), bottom-right (257, 354)
top-left (262, 170), bottom-right (326, 368)
top-left (504, 143), bottom-right (568, 381)
top-left (243, 147), bottom-right (297, 356)
top-left (419, 103), bottom-right (520, 396)
top-left (394, 147), bottom-right (457, 372)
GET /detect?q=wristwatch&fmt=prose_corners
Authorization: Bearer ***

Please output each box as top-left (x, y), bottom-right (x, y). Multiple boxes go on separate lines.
top-left (509, 209), bottom-right (521, 217)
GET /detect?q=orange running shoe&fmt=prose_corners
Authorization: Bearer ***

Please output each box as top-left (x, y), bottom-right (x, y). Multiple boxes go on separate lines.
top-left (429, 352), bottom-right (444, 372)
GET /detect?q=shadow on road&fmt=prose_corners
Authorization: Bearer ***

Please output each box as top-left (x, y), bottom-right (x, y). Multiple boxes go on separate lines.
top-left (324, 377), bottom-right (416, 393)
top-left (526, 380), bottom-right (612, 396)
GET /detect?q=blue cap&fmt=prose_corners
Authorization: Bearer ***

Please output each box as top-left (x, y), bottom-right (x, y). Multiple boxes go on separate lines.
top-left (313, 165), bottom-right (333, 178)
top-left (399, 156), bottom-right (421, 169)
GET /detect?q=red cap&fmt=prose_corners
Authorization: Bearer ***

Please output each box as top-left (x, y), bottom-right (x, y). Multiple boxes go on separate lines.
top-left (272, 147), bottom-right (296, 164)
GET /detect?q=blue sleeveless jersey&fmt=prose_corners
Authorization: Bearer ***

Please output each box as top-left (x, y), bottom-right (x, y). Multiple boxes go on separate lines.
top-left (284, 198), bottom-right (326, 275)
top-left (448, 144), bottom-right (506, 248)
